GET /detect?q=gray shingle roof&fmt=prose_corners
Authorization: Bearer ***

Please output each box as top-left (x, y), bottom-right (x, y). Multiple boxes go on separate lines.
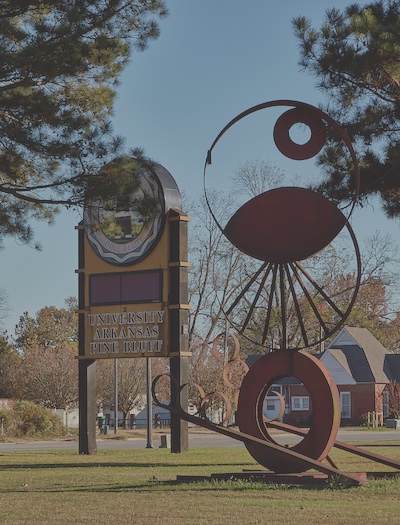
top-left (384, 354), bottom-right (400, 382)
top-left (328, 326), bottom-right (400, 384)
top-left (328, 345), bottom-right (376, 382)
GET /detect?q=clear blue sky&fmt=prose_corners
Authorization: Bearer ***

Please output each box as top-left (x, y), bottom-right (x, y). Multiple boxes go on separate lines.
top-left (2, 0), bottom-right (399, 336)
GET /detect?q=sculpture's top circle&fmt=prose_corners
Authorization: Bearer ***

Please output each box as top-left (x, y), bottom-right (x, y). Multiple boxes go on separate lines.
top-left (273, 107), bottom-right (327, 160)
top-left (204, 100), bottom-right (360, 263)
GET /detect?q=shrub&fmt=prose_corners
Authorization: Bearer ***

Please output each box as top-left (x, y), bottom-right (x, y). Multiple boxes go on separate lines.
top-left (0, 401), bottom-right (65, 438)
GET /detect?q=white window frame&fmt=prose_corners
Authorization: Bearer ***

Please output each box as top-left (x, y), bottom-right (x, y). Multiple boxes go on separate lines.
top-left (340, 391), bottom-right (351, 419)
top-left (270, 384), bottom-right (282, 395)
top-left (291, 396), bottom-right (309, 411)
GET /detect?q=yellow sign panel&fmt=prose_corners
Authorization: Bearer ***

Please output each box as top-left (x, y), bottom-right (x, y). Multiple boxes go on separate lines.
top-left (80, 225), bottom-right (171, 359)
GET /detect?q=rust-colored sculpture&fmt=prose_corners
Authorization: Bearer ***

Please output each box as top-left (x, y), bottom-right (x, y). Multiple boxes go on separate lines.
top-left (237, 351), bottom-right (340, 473)
top-left (153, 101), bottom-right (400, 485)
top-left (204, 100), bottom-right (361, 351)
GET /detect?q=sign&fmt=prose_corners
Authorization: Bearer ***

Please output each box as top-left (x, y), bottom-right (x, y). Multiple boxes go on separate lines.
top-left (86, 305), bottom-right (168, 358)
top-left (78, 158), bottom-right (190, 359)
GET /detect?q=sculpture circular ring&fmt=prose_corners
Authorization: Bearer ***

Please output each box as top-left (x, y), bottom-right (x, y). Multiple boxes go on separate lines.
top-left (152, 375), bottom-right (206, 414)
top-left (222, 359), bottom-right (249, 390)
top-left (237, 351), bottom-right (340, 473)
top-left (184, 382), bottom-right (206, 415)
top-left (200, 391), bottom-right (232, 425)
top-left (273, 107), bottom-right (327, 160)
top-left (151, 373), bottom-right (174, 409)
top-left (212, 332), bottom-right (241, 362)
top-left (263, 390), bottom-right (286, 423)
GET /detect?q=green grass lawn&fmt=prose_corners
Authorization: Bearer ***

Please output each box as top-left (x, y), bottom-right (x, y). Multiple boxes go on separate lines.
top-left (1, 446), bottom-right (400, 525)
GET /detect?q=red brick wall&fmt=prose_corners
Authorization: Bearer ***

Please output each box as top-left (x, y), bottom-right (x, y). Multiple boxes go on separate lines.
top-left (337, 384), bottom-right (379, 425)
top-left (280, 383), bottom-right (383, 426)
top-left (282, 384), bottom-right (312, 426)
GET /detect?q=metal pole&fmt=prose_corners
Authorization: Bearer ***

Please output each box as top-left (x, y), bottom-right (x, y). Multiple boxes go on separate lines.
top-left (319, 326), bottom-right (325, 355)
top-left (146, 357), bottom-right (153, 448)
top-left (223, 317), bottom-right (229, 365)
top-left (114, 358), bottom-right (118, 435)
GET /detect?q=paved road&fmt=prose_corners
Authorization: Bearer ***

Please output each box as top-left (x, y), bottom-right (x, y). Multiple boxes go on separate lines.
top-left (1, 428), bottom-right (399, 452)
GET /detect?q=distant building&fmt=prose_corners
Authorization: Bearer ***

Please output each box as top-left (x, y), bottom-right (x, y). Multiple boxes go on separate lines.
top-left (247, 327), bottom-right (400, 426)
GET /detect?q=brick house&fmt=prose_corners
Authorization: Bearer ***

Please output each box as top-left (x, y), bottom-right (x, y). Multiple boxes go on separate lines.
top-left (319, 326), bottom-right (400, 425)
top-left (248, 327), bottom-right (400, 426)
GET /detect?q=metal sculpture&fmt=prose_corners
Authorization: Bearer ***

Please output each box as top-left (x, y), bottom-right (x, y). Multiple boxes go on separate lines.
top-left (204, 100), bottom-right (361, 351)
top-left (237, 351), bottom-right (340, 473)
top-left (153, 100), bottom-right (400, 484)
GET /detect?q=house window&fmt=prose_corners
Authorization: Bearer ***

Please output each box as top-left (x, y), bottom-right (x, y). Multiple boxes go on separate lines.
top-left (382, 390), bottom-right (389, 418)
top-left (291, 396), bottom-right (309, 411)
top-left (340, 392), bottom-right (351, 418)
top-left (270, 384), bottom-right (282, 394)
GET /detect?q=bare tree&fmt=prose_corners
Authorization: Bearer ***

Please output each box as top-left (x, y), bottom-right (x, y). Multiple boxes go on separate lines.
top-left (188, 335), bottom-right (224, 398)
top-left (187, 190), bottom-right (255, 348)
top-left (15, 342), bottom-right (78, 410)
top-left (388, 380), bottom-right (400, 419)
top-left (232, 159), bottom-right (285, 199)
top-left (96, 359), bottom-right (147, 427)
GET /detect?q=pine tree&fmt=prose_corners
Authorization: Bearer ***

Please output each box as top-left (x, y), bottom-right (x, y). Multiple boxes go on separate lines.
top-left (293, 1), bottom-right (400, 216)
top-left (0, 0), bottom-right (168, 247)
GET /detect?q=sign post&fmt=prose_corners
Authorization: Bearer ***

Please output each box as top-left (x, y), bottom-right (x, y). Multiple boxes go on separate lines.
top-left (77, 159), bottom-right (190, 454)
top-left (77, 223), bottom-right (97, 455)
top-left (168, 209), bottom-right (191, 452)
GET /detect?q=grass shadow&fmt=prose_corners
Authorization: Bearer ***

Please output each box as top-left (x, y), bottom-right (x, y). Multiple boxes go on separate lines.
top-left (0, 477), bottom-right (350, 494)
top-left (0, 461), bottom-right (255, 470)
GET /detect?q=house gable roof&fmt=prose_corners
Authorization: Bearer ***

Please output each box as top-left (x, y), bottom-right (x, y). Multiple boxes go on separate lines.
top-left (327, 326), bottom-right (393, 384)
top-left (384, 354), bottom-right (400, 382)
top-left (320, 348), bottom-right (356, 385)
